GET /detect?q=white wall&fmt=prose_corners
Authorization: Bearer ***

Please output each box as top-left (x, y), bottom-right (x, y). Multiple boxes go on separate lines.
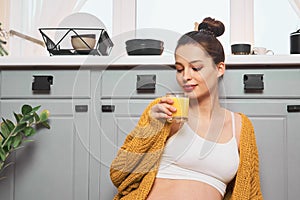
top-left (3, 0), bottom-right (299, 56)
top-left (79, 0), bottom-right (113, 36)
top-left (135, 0), bottom-right (299, 55)
top-left (136, 0), bottom-right (230, 55)
top-left (254, 0), bottom-right (298, 55)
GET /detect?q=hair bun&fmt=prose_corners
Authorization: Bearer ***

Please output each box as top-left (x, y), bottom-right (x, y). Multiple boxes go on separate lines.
top-left (197, 17), bottom-right (225, 37)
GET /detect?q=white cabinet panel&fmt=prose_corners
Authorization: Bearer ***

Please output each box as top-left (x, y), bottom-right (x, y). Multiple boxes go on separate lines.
top-left (1, 70), bottom-right (90, 99)
top-left (101, 67), bottom-right (181, 99)
top-left (221, 99), bottom-right (291, 200)
top-left (0, 100), bottom-right (90, 200)
top-left (100, 99), bottom-right (151, 200)
top-left (220, 69), bottom-right (300, 98)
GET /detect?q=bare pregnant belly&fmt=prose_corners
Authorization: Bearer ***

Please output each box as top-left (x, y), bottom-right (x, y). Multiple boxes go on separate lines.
top-left (146, 178), bottom-right (223, 200)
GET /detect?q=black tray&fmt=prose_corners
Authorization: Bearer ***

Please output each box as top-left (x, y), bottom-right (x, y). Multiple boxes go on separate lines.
top-left (39, 28), bottom-right (113, 56)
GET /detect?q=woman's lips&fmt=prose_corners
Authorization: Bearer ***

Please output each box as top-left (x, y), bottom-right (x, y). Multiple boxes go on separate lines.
top-left (183, 84), bottom-right (197, 92)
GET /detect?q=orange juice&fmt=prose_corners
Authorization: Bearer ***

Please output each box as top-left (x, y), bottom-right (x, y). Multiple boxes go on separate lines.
top-left (166, 93), bottom-right (189, 122)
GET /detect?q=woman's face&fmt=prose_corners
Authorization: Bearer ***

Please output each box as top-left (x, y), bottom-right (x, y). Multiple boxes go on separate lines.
top-left (175, 44), bottom-right (222, 100)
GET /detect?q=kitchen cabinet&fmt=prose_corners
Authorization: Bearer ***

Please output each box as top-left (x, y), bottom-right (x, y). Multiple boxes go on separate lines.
top-left (220, 99), bottom-right (297, 200)
top-left (0, 59), bottom-right (299, 200)
top-left (0, 69), bottom-right (91, 200)
top-left (219, 68), bottom-right (300, 200)
top-left (99, 67), bottom-right (300, 200)
top-left (98, 66), bottom-right (181, 199)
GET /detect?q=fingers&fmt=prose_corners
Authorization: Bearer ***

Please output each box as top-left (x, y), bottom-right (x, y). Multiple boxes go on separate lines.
top-left (150, 97), bottom-right (176, 120)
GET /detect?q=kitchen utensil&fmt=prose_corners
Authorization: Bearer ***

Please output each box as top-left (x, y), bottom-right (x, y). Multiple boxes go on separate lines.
top-left (125, 39), bottom-right (164, 55)
top-left (71, 34), bottom-right (96, 50)
top-left (39, 28), bottom-right (113, 56)
top-left (54, 12), bottom-right (111, 55)
top-left (290, 30), bottom-right (300, 54)
top-left (231, 43), bottom-right (251, 55)
top-left (9, 30), bottom-right (45, 47)
top-left (252, 47), bottom-right (274, 55)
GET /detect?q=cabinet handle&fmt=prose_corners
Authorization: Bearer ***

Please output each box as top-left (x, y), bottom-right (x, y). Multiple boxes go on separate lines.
top-left (136, 74), bottom-right (156, 92)
top-left (287, 105), bottom-right (300, 112)
top-left (75, 105), bottom-right (88, 112)
top-left (102, 105), bottom-right (115, 112)
top-left (32, 75), bottom-right (53, 91)
top-left (243, 74), bottom-right (264, 91)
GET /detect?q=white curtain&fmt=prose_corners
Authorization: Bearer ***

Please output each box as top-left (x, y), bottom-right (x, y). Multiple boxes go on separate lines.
top-left (9, 0), bottom-right (87, 56)
top-left (289, 0), bottom-right (300, 18)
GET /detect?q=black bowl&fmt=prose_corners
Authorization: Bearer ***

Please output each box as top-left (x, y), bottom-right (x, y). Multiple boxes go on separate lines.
top-left (126, 39), bottom-right (163, 47)
top-left (125, 39), bottom-right (164, 55)
top-left (231, 43), bottom-right (251, 55)
top-left (126, 46), bottom-right (164, 55)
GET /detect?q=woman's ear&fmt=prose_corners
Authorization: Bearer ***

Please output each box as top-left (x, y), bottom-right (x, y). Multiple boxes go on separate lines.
top-left (194, 22), bottom-right (199, 31)
top-left (216, 62), bottom-right (226, 77)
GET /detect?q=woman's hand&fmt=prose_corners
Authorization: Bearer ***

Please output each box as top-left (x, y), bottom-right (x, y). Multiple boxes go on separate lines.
top-left (150, 97), bottom-right (177, 121)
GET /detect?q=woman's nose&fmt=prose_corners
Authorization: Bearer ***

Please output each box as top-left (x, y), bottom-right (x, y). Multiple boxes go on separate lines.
top-left (183, 68), bottom-right (192, 82)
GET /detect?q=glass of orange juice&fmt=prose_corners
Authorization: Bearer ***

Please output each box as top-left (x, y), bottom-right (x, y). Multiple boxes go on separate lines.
top-left (166, 92), bottom-right (189, 122)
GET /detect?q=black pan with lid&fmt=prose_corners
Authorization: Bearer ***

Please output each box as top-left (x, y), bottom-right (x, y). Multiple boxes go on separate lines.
top-left (290, 29), bottom-right (300, 54)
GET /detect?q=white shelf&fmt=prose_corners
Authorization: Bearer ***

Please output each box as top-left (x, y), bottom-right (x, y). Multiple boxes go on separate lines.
top-left (0, 54), bottom-right (300, 67)
top-left (226, 55), bottom-right (300, 66)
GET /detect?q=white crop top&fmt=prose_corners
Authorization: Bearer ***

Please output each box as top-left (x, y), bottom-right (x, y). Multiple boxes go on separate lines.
top-left (156, 112), bottom-right (240, 196)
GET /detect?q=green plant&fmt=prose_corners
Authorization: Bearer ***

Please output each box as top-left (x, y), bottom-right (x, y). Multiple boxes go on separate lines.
top-left (0, 105), bottom-right (50, 171)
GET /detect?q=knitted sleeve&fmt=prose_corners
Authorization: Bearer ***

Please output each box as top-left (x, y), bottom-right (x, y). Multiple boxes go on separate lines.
top-left (110, 98), bottom-right (171, 196)
top-left (230, 114), bottom-right (263, 200)
top-left (248, 118), bottom-right (263, 200)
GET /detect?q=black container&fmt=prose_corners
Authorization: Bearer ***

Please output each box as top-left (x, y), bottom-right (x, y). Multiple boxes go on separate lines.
top-left (231, 43), bottom-right (251, 55)
top-left (290, 30), bottom-right (300, 54)
top-left (125, 39), bottom-right (164, 55)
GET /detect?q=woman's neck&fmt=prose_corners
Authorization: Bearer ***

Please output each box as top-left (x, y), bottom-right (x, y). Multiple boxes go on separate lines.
top-left (189, 93), bottom-right (223, 119)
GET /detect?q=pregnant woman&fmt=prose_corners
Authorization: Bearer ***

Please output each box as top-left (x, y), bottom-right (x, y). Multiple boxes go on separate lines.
top-left (110, 17), bottom-right (263, 200)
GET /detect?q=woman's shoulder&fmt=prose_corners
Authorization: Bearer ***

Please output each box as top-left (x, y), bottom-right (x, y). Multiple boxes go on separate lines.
top-left (236, 113), bottom-right (254, 128)
top-left (226, 111), bottom-right (254, 148)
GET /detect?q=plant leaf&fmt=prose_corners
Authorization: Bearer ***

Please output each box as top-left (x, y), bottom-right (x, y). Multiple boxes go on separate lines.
top-left (21, 105), bottom-right (32, 115)
top-left (0, 122), bottom-right (9, 138)
top-left (19, 114), bottom-right (34, 124)
top-left (0, 119), bottom-right (15, 138)
top-left (5, 119), bottom-right (15, 132)
top-left (0, 132), bottom-right (3, 143)
top-left (22, 139), bottom-right (34, 143)
top-left (5, 137), bottom-right (13, 151)
top-left (39, 110), bottom-right (50, 122)
top-left (28, 116), bottom-right (34, 124)
top-left (0, 147), bottom-right (6, 161)
top-left (33, 113), bottom-right (40, 122)
top-left (12, 123), bottom-right (26, 134)
top-left (31, 105), bottom-right (41, 113)
top-left (12, 135), bottom-right (22, 148)
top-left (13, 112), bottom-right (23, 123)
top-left (24, 127), bottom-right (36, 137)
top-left (41, 121), bottom-right (50, 129)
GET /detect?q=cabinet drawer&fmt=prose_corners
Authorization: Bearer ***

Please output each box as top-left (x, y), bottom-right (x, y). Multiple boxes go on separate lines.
top-left (1, 70), bottom-right (90, 98)
top-left (219, 69), bottom-right (300, 98)
top-left (101, 67), bottom-right (181, 98)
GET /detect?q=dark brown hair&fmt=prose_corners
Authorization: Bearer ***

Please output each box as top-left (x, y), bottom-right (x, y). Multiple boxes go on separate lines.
top-left (176, 17), bottom-right (225, 65)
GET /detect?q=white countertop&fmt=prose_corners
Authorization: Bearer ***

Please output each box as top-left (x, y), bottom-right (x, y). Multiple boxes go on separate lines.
top-left (0, 54), bottom-right (300, 67)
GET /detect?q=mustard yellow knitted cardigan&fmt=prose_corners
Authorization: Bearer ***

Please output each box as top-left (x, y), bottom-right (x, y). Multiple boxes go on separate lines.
top-left (110, 98), bottom-right (263, 200)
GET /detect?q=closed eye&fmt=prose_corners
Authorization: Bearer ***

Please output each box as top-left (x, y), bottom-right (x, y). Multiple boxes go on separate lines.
top-left (175, 64), bottom-right (184, 73)
top-left (192, 67), bottom-right (203, 71)
top-left (176, 68), bottom-right (184, 73)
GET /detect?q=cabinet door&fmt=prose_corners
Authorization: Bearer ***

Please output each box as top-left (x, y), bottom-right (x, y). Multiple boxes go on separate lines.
top-left (100, 99), bottom-right (152, 200)
top-left (0, 100), bottom-right (90, 200)
top-left (99, 98), bottom-right (300, 200)
top-left (221, 99), bottom-right (300, 200)
top-left (287, 108), bottom-right (300, 200)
